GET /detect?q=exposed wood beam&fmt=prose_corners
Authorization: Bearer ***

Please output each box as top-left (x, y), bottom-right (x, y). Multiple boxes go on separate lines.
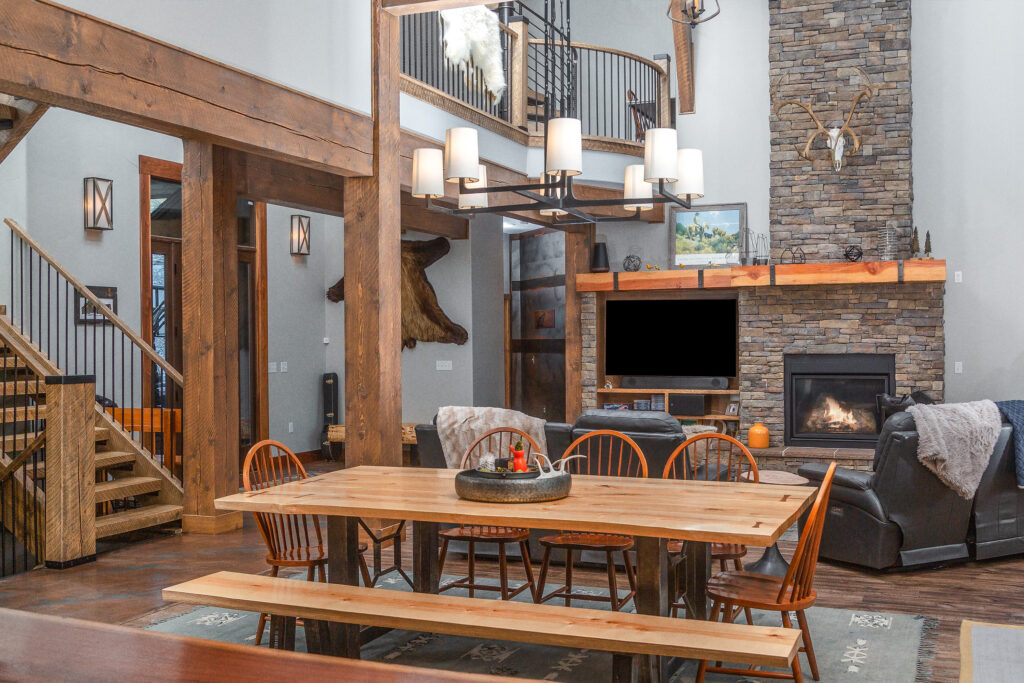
top-left (0, 98), bottom-right (47, 165)
top-left (401, 191), bottom-right (469, 240)
top-left (384, 0), bottom-right (489, 15)
top-left (344, 0), bottom-right (403, 469)
top-left (225, 149), bottom-right (345, 217)
top-left (0, 0), bottom-right (373, 176)
top-left (564, 226), bottom-right (592, 422)
top-left (671, 0), bottom-right (696, 115)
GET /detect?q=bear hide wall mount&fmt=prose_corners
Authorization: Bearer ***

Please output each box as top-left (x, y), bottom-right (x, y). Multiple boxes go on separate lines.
top-left (326, 236), bottom-right (469, 350)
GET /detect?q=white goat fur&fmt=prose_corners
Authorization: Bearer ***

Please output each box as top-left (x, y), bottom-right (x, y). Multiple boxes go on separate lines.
top-left (439, 7), bottom-right (506, 98)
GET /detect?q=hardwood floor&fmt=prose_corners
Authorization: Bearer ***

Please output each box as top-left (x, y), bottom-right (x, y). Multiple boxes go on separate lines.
top-left (0, 470), bottom-right (1021, 681)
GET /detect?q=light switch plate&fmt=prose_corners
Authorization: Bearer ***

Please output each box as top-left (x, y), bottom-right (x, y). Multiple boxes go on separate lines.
top-left (280, 362), bottom-right (288, 373)
top-left (954, 361), bottom-right (963, 374)
top-left (954, 271), bottom-right (963, 283)
top-left (323, 337), bottom-right (330, 344)
top-left (268, 362), bottom-right (278, 373)
top-left (436, 360), bottom-right (453, 371)
top-left (288, 421), bottom-right (294, 433)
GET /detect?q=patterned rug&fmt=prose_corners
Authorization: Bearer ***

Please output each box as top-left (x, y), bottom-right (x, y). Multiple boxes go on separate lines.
top-left (959, 619), bottom-right (1024, 682)
top-left (146, 574), bottom-right (937, 682)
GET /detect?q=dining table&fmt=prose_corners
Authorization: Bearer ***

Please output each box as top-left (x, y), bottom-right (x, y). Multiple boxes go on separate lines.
top-left (215, 465), bottom-right (816, 682)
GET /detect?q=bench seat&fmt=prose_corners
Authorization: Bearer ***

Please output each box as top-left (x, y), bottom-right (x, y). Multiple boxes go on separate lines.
top-left (163, 571), bottom-right (802, 678)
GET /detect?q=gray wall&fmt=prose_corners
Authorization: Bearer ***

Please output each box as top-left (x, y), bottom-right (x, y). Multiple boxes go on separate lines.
top-left (913, 3), bottom-right (1024, 401)
top-left (0, 142), bottom-right (29, 308)
top-left (471, 214), bottom-right (507, 409)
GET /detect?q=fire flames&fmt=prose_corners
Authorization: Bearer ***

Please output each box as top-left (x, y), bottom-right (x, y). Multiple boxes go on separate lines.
top-left (801, 395), bottom-right (876, 434)
top-left (821, 396), bottom-right (858, 430)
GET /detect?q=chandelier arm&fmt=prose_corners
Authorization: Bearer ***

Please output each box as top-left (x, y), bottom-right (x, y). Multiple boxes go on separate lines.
top-left (457, 176), bottom-right (564, 196)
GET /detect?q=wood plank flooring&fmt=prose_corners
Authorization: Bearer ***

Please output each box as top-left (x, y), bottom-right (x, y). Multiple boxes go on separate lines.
top-left (0, 465), bottom-right (1021, 681)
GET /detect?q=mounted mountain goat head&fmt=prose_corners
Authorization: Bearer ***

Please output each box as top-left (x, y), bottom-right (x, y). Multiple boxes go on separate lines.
top-left (771, 67), bottom-right (876, 172)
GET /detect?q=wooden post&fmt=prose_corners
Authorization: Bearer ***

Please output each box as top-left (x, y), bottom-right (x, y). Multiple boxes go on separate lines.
top-left (43, 375), bottom-right (95, 568)
top-left (564, 226), bottom-right (592, 423)
top-left (671, 2), bottom-right (696, 115)
top-left (654, 54), bottom-right (673, 128)
top-left (181, 141), bottom-right (243, 533)
top-left (343, 0), bottom-right (403, 468)
top-left (508, 17), bottom-right (529, 130)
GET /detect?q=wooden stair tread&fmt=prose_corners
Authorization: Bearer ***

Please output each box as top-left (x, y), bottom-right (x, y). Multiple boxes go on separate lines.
top-left (30, 450), bottom-right (135, 479)
top-left (164, 572), bottom-right (800, 668)
top-left (95, 476), bottom-right (162, 502)
top-left (95, 504), bottom-right (182, 538)
top-left (0, 380), bottom-right (46, 395)
top-left (0, 355), bottom-right (31, 369)
top-left (0, 404), bottom-right (46, 421)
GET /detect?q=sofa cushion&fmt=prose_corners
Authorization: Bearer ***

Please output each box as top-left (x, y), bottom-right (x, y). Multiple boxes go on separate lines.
top-left (575, 410), bottom-right (682, 434)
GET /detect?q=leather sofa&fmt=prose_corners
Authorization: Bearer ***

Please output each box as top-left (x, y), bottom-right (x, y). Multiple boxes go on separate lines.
top-left (799, 411), bottom-right (1017, 570)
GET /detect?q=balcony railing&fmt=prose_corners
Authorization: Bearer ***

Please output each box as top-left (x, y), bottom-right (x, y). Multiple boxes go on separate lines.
top-left (399, 6), bottom-right (671, 153)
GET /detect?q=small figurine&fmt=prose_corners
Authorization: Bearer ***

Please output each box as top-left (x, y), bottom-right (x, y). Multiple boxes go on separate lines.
top-left (924, 231), bottom-right (932, 258)
top-left (532, 453), bottom-right (587, 478)
top-left (911, 227), bottom-right (920, 257)
top-left (509, 440), bottom-right (529, 472)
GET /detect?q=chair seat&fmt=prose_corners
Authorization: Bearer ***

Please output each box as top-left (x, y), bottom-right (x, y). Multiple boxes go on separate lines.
top-left (667, 541), bottom-right (748, 560)
top-left (439, 525), bottom-right (530, 542)
top-left (269, 542), bottom-right (367, 567)
top-left (706, 570), bottom-right (816, 611)
top-left (539, 532), bottom-right (633, 551)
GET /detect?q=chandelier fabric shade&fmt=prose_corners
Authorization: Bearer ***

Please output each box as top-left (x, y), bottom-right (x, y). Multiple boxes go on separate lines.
top-left (623, 165), bottom-right (653, 211)
top-left (675, 148), bottom-right (705, 198)
top-left (545, 117), bottom-right (583, 176)
top-left (445, 127), bottom-right (480, 182)
top-left (458, 165), bottom-right (489, 209)
top-left (412, 148), bottom-right (445, 198)
top-left (643, 128), bottom-right (679, 183)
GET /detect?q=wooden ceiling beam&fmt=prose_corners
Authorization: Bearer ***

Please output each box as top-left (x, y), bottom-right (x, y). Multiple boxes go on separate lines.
top-left (383, 0), bottom-right (490, 16)
top-left (0, 97), bottom-right (47, 165)
top-left (0, 0), bottom-right (373, 176)
top-left (400, 191), bottom-right (468, 240)
top-left (224, 149), bottom-right (345, 217)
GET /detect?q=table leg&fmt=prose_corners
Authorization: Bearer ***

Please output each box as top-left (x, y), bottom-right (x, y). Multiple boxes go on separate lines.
top-left (412, 520), bottom-right (440, 594)
top-left (635, 537), bottom-right (668, 683)
top-left (683, 540), bottom-right (712, 621)
top-left (745, 543), bottom-right (790, 577)
top-left (326, 516), bottom-right (361, 658)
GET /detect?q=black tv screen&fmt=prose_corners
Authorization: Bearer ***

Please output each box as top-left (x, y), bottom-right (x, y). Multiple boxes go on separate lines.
top-left (604, 299), bottom-right (737, 377)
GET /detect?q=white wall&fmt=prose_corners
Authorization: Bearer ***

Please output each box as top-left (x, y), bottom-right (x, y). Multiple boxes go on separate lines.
top-left (471, 214), bottom-right (506, 408)
top-left (912, 2), bottom-right (1024, 402)
top-left (0, 143), bottom-right (29, 308)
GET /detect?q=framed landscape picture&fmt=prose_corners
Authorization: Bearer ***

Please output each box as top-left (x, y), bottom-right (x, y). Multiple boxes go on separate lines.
top-left (74, 286), bottom-right (117, 325)
top-left (669, 203), bottom-right (747, 267)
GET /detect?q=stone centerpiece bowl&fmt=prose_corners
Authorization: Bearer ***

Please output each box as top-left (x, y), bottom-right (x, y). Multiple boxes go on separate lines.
top-left (455, 468), bottom-right (572, 503)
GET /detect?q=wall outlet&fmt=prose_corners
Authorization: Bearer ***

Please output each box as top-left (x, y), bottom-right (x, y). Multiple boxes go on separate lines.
top-left (280, 361), bottom-right (288, 373)
top-left (436, 360), bottom-right (453, 371)
top-left (288, 421), bottom-right (294, 433)
top-left (323, 337), bottom-right (330, 344)
top-left (268, 362), bottom-right (278, 373)
top-left (954, 270), bottom-right (963, 283)
top-left (954, 361), bottom-right (963, 374)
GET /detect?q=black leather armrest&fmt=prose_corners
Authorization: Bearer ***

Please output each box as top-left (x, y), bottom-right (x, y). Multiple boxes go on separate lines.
top-left (799, 464), bottom-right (873, 491)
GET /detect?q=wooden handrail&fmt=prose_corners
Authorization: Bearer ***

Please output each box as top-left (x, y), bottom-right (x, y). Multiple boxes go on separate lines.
top-left (527, 39), bottom-right (669, 75)
top-left (3, 218), bottom-right (184, 385)
top-left (0, 433), bottom-right (46, 481)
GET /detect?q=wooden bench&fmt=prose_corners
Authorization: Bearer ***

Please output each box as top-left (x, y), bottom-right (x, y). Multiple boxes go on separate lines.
top-left (163, 571), bottom-right (805, 682)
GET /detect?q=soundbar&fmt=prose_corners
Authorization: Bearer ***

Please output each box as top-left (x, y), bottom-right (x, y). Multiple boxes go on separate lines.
top-left (620, 376), bottom-right (729, 390)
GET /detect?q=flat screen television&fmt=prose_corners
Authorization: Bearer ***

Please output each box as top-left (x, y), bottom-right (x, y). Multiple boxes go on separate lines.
top-left (604, 298), bottom-right (737, 378)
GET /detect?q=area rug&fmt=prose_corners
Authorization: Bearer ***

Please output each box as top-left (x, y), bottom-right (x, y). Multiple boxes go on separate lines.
top-left (146, 574), bottom-right (937, 682)
top-left (959, 619), bottom-right (1024, 682)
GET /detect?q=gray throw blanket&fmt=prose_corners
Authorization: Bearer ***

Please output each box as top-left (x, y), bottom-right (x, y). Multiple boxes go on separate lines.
top-left (907, 400), bottom-right (1002, 499)
top-left (435, 406), bottom-right (548, 469)
top-left (995, 401), bottom-right (1024, 488)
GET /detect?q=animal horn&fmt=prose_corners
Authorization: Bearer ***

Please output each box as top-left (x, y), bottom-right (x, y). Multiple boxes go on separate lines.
top-left (771, 73), bottom-right (829, 162)
top-left (838, 67), bottom-right (876, 157)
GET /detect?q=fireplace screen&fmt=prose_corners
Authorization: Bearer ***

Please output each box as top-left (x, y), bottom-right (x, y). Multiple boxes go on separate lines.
top-left (784, 354), bottom-right (896, 448)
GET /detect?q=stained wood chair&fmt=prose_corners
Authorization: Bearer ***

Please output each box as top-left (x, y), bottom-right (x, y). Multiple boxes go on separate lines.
top-left (664, 433), bottom-right (759, 618)
top-left (438, 428), bottom-right (540, 601)
top-left (627, 89), bottom-right (656, 142)
top-left (696, 462), bottom-right (837, 683)
top-left (242, 440), bottom-right (371, 646)
top-left (536, 430), bottom-right (647, 611)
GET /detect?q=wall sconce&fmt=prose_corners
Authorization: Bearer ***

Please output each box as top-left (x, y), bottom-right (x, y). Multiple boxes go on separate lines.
top-left (290, 215), bottom-right (310, 255)
top-left (83, 177), bottom-right (112, 230)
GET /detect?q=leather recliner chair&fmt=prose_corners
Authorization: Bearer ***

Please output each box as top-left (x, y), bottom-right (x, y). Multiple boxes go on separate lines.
top-left (968, 423), bottom-right (1018, 560)
top-left (800, 412), bottom-right (1015, 570)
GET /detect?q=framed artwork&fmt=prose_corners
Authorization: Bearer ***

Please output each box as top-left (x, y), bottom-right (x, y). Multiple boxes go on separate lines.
top-left (726, 402), bottom-right (740, 416)
top-left (668, 203), bottom-right (747, 267)
top-left (75, 286), bottom-right (117, 325)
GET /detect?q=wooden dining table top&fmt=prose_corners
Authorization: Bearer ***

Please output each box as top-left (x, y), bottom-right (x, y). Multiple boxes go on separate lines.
top-left (216, 466), bottom-right (817, 546)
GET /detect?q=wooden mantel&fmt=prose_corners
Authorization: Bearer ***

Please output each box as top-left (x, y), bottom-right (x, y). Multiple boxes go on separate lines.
top-left (575, 260), bottom-right (946, 292)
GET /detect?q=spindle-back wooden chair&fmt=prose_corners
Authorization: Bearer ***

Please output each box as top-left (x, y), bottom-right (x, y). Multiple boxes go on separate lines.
top-left (695, 462), bottom-right (837, 683)
top-left (438, 428), bottom-right (541, 601)
top-left (663, 433), bottom-right (760, 618)
top-left (242, 440), bottom-right (370, 645)
top-left (536, 430), bottom-right (647, 611)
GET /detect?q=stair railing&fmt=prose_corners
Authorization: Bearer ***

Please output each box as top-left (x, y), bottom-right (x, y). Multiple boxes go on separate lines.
top-left (3, 218), bottom-right (183, 483)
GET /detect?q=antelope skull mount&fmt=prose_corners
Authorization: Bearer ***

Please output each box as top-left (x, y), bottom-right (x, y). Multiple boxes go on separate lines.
top-left (771, 68), bottom-right (877, 172)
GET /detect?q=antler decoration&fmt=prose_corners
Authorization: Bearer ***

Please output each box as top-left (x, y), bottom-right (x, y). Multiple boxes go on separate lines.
top-left (771, 67), bottom-right (877, 171)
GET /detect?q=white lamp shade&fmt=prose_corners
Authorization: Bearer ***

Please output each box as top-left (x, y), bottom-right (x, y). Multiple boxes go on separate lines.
top-left (545, 118), bottom-right (583, 176)
top-left (623, 165), bottom-right (653, 211)
top-left (444, 127), bottom-right (480, 182)
top-left (675, 148), bottom-right (705, 198)
top-left (644, 128), bottom-right (679, 183)
top-left (412, 148), bottom-right (445, 198)
top-left (458, 165), bottom-right (488, 209)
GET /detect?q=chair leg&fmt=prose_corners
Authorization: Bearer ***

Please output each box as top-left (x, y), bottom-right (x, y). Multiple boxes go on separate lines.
top-left (358, 552), bottom-right (372, 587)
top-left (306, 565), bottom-right (315, 582)
top-left (719, 558), bottom-right (727, 573)
top-left (734, 558), bottom-right (744, 571)
top-left (606, 551), bottom-right (619, 611)
top-left (695, 659), bottom-right (708, 683)
top-left (519, 541), bottom-right (538, 603)
top-left (622, 550), bottom-right (638, 597)
top-left (564, 549), bottom-right (574, 607)
top-left (317, 563), bottom-right (327, 582)
top-left (744, 606), bottom-right (754, 625)
top-left (255, 566), bottom-right (279, 646)
top-left (792, 655), bottom-right (805, 683)
top-left (498, 543), bottom-right (510, 600)
top-left (796, 609), bottom-right (820, 681)
top-left (537, 546), bottom-right (552, 603)
top-left (467, 541), bottom-right (476, 598)
top-left (438, 537), bottom-right (450, 577)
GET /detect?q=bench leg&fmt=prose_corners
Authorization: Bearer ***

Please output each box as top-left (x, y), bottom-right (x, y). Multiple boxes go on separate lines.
top-left (683, 540), bottom-right (711, 621)
top-left (612, 654), bottom-right (633, 683)
top-left (304, 619), bottom-right (333, 655)
top-left (635, 537), bottom-right (668, 683)
top-left (267, 615), bottom-right (296, 651)
top-left (326, 516), bottom-right (362, 658)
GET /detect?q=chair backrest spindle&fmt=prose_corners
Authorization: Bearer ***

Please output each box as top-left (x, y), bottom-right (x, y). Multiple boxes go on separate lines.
top-left (561, 430), bottom-right (648, 478)
top-left (662, 433), bottom-right (759, 484)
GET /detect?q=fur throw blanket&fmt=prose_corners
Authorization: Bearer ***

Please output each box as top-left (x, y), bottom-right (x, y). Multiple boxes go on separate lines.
top-left (907, 400), bottom-right (1002, 499)
top-left (435, 406), bottom-right (547, 469)
top-left (440, 7), bottom-right (506, 98)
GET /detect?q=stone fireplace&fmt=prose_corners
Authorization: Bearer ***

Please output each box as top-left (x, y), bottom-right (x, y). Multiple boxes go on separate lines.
top-left (784, 353), bottom-right (895, 448)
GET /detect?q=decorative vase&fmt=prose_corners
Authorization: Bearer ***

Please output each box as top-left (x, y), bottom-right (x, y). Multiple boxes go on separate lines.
top-left (747, 422), bottom-right (770, 449)
top-left (590, 243), bottom-right (610, 273)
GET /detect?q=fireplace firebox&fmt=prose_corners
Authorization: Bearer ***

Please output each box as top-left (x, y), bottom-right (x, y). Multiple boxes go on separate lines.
top-left (784, 354), bottom-right (896, 448)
